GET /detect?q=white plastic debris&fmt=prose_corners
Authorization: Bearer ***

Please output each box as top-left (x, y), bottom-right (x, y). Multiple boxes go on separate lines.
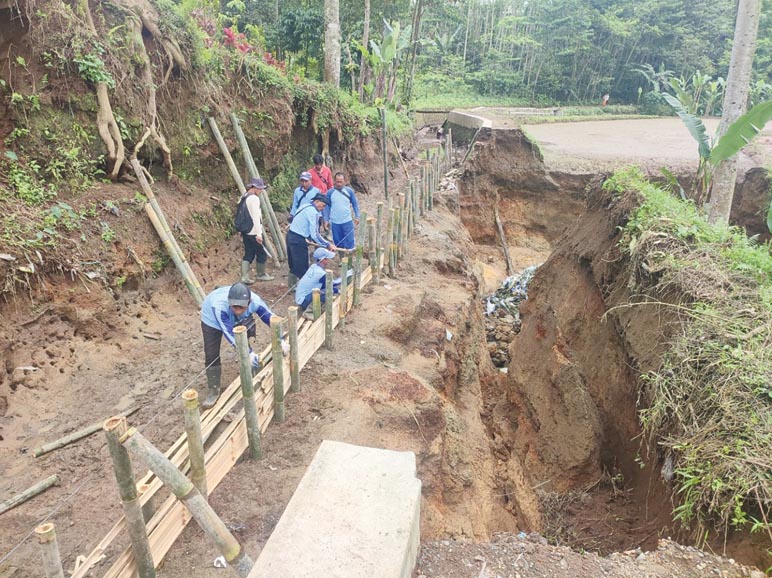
top-left (445, 329), bottom-right (453, 342)
top-left (213, 555), bottom-right (227, 568)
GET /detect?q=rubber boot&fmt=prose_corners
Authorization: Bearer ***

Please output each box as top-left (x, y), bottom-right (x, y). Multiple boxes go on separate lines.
top-left (254, 261), bottom-right (274, 282)
top-left (287, 272), bottom-right (298, 288)
top-left (240, 260), bottom-right (255, 285)
top-left (202, 366), bottom-right (221, 409)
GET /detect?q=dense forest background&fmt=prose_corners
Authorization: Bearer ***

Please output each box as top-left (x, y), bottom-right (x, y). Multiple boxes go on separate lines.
top-left (236, 0), bottom-right (772, 110)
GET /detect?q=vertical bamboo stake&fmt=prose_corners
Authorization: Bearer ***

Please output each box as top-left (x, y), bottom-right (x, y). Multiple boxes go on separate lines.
top-left (394, 205), bottom-right (402, 266)
top-left (419, 169), bottom-right (426, 216)
top-left (324, 269), bottom-right (333, 349)
top-left (407, 182), bottom-right (415, 238)
top-left (208, 117), bottom-right (246, 195)
top-left (396, 193), bottom-right (405, 260)
top-left (103, 417), bottom-right (156, 578)
top-left (380, 108), bottom-right (389, 201)
top-left (144, 205), bottom-right (202, 306)
top-left (374, 202), bottom-right (383, 284)
top-left (402, 190), bottom-right (410, 256)
top-left (340, 256), bottom-right (349, 327)
top-left (386, 208), bottom-right (395, 278)
top-left (35, 523), bottom-right (64, 578)
top-left (447, 127), bottom-right (453, 169)
top-left (287, 306), bottom-right (300, 393)
top-left (366, 217), bottom-right (376, 267)
top-left (312, 288), bottom-right (322, 320)
top-left (234, 326), bottom-right (263, 458)
top-left (271, 317), bottom-right (286, 423)
top-left (121, 429), bottom-right (254, 577)
top-left (181, 390), bottom-right (208, 497)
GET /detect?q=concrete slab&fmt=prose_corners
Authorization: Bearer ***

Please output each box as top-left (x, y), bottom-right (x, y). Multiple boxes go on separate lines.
top-left (248, 440), bottom-right (421, 578)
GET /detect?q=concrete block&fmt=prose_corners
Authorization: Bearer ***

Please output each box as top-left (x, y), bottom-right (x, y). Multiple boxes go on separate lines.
top-left (249, 440), bottom-right (421, 578)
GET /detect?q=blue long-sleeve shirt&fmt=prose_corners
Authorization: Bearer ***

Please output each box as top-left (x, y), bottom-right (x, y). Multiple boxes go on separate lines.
top-left (288, 204), bottom-right (330, 248)
top-left (289, 185), bottom-right (320, 217)
top-left (201, 286), bottom-right (273, 347)
top-left (294, 263), bottom-right (340, 305)
top-left (323, 186), bottom-right (359, 225)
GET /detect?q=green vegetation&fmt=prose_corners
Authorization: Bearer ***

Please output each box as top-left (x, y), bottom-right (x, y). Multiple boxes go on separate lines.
top-left (604, 167), bottom-right (772, 546)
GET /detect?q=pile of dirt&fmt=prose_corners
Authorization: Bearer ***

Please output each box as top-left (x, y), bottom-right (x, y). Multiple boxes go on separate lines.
top-left (416, 534), bottom-right (766, 578)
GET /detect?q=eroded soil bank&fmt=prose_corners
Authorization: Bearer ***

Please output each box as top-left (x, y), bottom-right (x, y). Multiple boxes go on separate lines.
top-left (1, 126), bottom-right (769, 577)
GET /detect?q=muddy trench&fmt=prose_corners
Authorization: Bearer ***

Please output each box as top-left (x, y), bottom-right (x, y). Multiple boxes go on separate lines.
top-left (447, 127), bottom-right (769, 566)
top-left (2, 125), bottom-right (770, 577)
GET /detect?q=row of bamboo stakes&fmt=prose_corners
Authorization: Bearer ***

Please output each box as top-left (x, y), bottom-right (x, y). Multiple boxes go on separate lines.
top-left (27, 132), bottom-right (454, 578)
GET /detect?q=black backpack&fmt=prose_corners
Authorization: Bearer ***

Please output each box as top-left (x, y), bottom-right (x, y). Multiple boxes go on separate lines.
top-left (234, 194), bottom-right (254, 233)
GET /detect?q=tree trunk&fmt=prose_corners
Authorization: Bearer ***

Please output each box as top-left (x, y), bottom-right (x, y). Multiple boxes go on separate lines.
top-left (404, 0), bottom-right (424, 104)
top-left (358, 0), bottom-right (370, 100)
top-left (323, 0), bottom-right (341, 87)
top-left (707, 0), bottom-right (762, 225)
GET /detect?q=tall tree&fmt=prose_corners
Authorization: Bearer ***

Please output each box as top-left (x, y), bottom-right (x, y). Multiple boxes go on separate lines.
top-left (324, 0), bottom-right (341, 86)
top-left (358, 0), bottom-right (371, 99)
top-left (707, 0), bottom-right (762, 224)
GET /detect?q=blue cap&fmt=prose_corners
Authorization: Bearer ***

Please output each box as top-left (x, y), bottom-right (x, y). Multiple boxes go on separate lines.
top-left (313, 247), bottom-right (336, 262)
top-left (299, 171), bottom-right (312, 181)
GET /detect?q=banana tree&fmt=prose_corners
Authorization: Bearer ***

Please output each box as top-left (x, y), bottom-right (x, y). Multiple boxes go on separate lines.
top-left (664, 93), bottom-right (772, 221)
top-left (353, 20), bottom-right (411, 104)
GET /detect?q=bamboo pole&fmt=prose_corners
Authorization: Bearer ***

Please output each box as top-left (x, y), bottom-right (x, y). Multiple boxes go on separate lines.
top-left (0, 474), bottom-right (60, 515)
top-left (234, 327), bottom-right (263, 457)
top-left (324, 269), bottom-right (333, 349)
top-left (33, 407), bottom-right (139, 457)
top-left (374, 202), bottom-right (383, 284)
top-left (380, 107), bottom-right (389, 201)
top-left (35, 523), bottom-right (65, 578)
top-left (229, 114), bottom-right (286, 261)
top-left (130, 159), bottom-right (205, 303)
top-left (419, 170), bottom-right (426, 216)
top-left (271, 316), bottom-right (286, 423)
top-left (407, 182), bottom-right (415, 238)
top-left (339, 256), bottom-right (349, 327)
top-left (401, 191), bottom-right (410, 256)
top-left (120, 428), bottom-right (254, 577)
top-left (144, 205), bottom-right (203, 306)
top-left (447, 127), bottom-right (453, 169)
top-left (396, 193), bottom-right (405, 260)
top-left (103, 417), bottom-right (156, 578)
top-left (462, 126), bottom-right (482, 165)
top-left (181, 390), bottom-right (207, 497)
top-left (312, 288), bottom-right (322, 320)
top-left (366, 217), bottom-right (376, 267)
top-left (287, 306), bottom-right (300, 393)
top-left (387, 209), bottom-right (396, 278)
top-left (207, 117), bottom-right (246, 195)
top-left (494, 206), bottom-right (515, 276)
top-left (353, 211), bottom-right (366, 307)
top-left (393, 206), bottom-right (401, 267)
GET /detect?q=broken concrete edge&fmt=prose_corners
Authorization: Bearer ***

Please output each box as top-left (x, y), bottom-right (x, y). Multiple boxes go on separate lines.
top-left (447, 111), bottom-right (492, 130)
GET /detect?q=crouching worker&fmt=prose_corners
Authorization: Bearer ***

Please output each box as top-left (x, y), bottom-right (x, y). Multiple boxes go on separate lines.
top-left (200, 282), bottom-right (277, 409)
top-left (294, 248), bottom-right (340, 314)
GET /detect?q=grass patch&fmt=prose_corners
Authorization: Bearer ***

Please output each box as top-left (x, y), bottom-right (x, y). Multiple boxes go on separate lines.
top-left (604, 167), bottom-right (772, 547)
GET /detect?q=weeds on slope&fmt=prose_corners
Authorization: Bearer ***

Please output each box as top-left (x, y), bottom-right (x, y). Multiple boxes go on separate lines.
top-left (604, 167), bottom-right (772, 549)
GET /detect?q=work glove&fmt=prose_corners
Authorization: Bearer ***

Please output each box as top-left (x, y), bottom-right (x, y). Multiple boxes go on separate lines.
top-left (281, 339), bottom-right (290, 357)
top-left (249, 351), bottom-right (260, 369)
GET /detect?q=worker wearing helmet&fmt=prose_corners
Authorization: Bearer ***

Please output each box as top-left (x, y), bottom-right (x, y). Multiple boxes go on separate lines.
top-left (199, 282), bottom-right (285, 408)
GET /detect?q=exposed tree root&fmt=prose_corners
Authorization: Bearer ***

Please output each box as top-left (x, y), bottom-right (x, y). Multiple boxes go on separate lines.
top-left (75, 0), bottom-right (125, 180)
top-left (123, 10), bottom-right (173, 175)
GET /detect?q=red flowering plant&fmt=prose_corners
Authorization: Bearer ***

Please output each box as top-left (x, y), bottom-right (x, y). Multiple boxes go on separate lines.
top-left (223, 27), bottom-right (251, 53)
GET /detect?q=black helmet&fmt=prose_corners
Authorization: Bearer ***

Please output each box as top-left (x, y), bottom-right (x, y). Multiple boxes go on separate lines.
top-left (227, 283), bottom-right (251, 307)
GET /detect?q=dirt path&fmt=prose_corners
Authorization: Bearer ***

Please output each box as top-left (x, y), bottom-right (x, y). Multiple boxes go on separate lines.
top-left (465, 109), bottom-right (772, 176)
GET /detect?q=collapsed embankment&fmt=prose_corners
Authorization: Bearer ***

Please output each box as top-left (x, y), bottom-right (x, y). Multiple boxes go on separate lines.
top-left (456, 127), bottom-right (771, 569)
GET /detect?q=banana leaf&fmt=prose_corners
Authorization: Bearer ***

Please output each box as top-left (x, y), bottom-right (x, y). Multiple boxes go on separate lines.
top-left (710, 100), bottom-right (772, 165)
top-left (662, 93), bottom-right (711, 160)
